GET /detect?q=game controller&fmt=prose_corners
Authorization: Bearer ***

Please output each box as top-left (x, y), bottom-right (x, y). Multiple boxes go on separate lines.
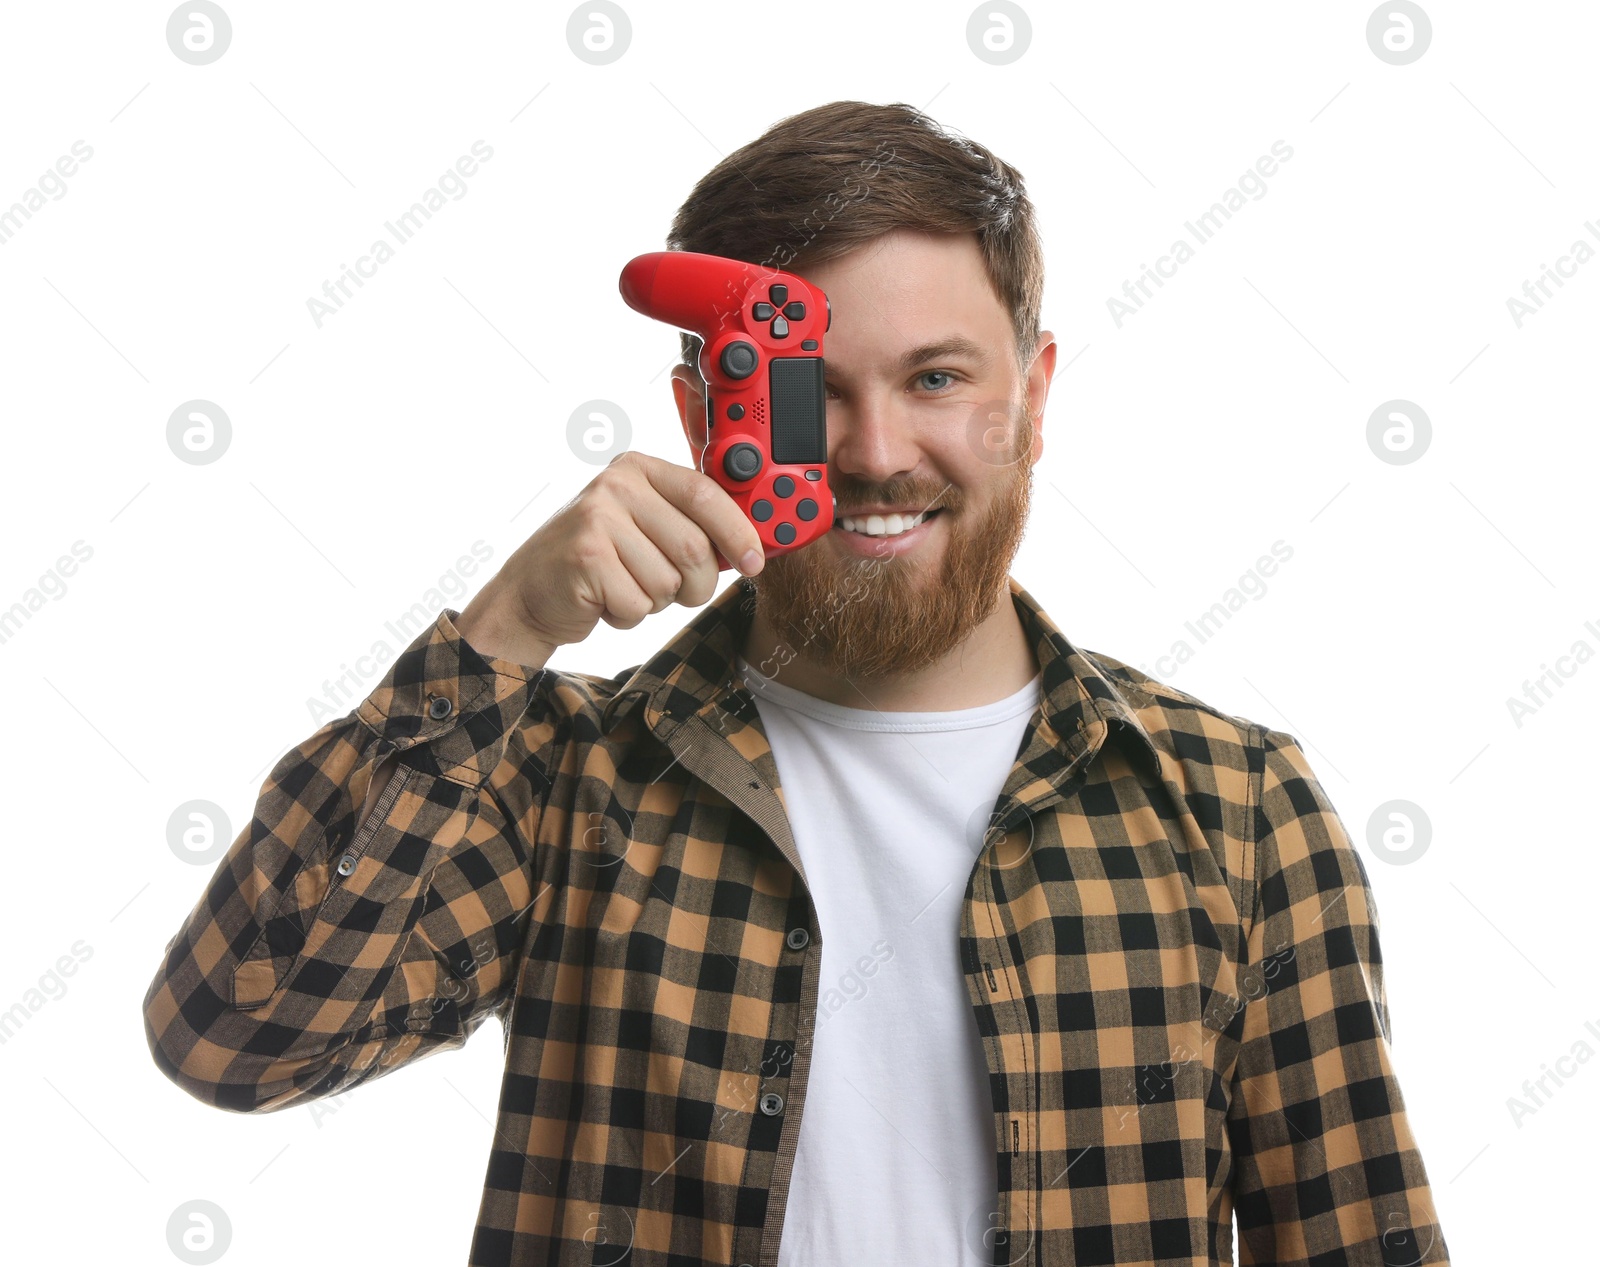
top-left (619, 250), bottom-right (835, 569)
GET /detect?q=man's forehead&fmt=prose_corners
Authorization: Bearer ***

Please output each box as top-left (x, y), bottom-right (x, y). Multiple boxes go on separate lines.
top-left (788, 233), bottom-right (1013, 371)
top-left (801, 225), bottom-right (982, 271)
top-left (803, 236), bottom-right (988, 298)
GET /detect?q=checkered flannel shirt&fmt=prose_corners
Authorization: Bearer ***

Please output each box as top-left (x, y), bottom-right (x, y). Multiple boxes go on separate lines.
top-left (143, 575), bottom-right (1448, 1265)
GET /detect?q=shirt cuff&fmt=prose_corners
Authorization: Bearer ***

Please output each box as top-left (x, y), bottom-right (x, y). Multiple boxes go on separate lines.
top-left (355, 607), bottom-right (544, 789)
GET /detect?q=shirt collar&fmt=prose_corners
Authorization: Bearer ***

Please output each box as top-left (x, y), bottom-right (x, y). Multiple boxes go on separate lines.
top-left (599, 575), bottom-right (1162, 778)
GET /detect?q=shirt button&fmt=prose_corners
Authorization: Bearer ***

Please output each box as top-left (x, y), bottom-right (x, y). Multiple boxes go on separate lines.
top-left (335, 853), bottom-right (357, 876)
top-left (428, 696), bottom-right (453, 720)
top-left (759, 1092), bottom-right (784, 1116)
top-left (785, 927), bottom-right (809, 950)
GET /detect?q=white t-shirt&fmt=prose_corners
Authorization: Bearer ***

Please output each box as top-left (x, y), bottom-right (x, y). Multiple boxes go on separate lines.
top-left (734, 654), bottom-right (1044, 1267)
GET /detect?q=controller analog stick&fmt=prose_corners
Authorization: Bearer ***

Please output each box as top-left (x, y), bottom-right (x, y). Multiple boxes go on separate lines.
top-left (723, 443), bottom-right (763, 482)
top-left (720, 341), bottom-right (758, 380)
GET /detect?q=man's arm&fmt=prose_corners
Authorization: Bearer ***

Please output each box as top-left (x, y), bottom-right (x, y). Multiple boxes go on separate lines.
top-left (1226, 729), bottom-right (1449, 1264)
top-left (141, 609), bottom-right (557, 1113)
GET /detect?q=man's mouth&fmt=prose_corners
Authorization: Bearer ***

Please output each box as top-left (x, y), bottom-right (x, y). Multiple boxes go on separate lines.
top-left (834, 507), bottom-right (945, 539)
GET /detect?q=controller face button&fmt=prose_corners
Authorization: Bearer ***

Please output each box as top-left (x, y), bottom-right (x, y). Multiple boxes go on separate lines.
top-left (752, 499), bottom-right (774, 522)
top-left (801, 339), bottom-right (818, 351)
top-left (782, 302), bottom-right (805, 320)
top-left (769, 284), bottom-right (789, 306)
top-left (774, 522), bottom-right (796, 545)
top-left (804, 469), bottom-right (821, 480)
top-left (752, 302), bottom-right (775, 320)
top-left (727, 403), bottom-right (745, 420)
top-left (796, 498), bottom-right (818, 521)
top-left (770, 315), bottom-right (789, 339)
top-left (724, 442), bottom-right (763, 482)
top-left (720, 341), bottom-right (758, 379)
top-left (773, 475), bottom-right (794, 498)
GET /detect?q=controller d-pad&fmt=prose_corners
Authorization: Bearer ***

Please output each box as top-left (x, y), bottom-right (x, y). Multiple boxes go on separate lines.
top-left (752, 302), bottom-right (775, 320)
top-left (773, 475), bottom-right (794, 498)
top-left (770, 315), bottom-right (789, 338)
top-left (783, 302), bottom-right (805, 320)
top-left (769, 284), bottom-right (788, 306)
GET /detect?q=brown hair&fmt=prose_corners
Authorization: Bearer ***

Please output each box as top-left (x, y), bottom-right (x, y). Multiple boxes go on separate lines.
top-left (665, 100), bottom-right (1044, 376)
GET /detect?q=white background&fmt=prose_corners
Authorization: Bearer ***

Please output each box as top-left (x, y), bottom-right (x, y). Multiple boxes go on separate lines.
top-left (2, 1), bottom-right (1594, 1261)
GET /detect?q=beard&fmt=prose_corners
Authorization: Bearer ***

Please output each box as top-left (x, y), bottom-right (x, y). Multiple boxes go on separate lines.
top-left (747, 412), bottom-right (1034, 680)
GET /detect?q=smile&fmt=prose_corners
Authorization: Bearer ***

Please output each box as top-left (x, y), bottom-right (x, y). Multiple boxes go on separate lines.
top-left (830, 508), bottom-right (945, 554)
top-left (836, 508), bottom-right (940, 537)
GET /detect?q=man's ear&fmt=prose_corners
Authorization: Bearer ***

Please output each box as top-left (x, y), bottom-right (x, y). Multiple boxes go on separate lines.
top-left (1025, 330), bottom-right (1057, 465)
top-left (670, 365), bottom-right (709, 457)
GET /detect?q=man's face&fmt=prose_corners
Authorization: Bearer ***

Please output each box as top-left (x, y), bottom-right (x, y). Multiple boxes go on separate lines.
top-left (674, 228), bottom-right (1056, 680)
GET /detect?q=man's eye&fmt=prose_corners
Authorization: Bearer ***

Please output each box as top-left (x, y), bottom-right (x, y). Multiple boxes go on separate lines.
top-left (822, 371), bottom-right (959, 400)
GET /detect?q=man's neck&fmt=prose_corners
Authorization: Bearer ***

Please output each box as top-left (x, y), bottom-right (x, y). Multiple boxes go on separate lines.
top-left (739, 584), bottom-right (1038, 712)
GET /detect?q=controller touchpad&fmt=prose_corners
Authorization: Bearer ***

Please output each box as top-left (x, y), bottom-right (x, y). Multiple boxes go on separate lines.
top-left (768, 358), bottom-right (826, 465)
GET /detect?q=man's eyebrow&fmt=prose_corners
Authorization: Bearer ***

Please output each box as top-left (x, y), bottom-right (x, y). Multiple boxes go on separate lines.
top-left (896, 336), bottom-right (992, 372)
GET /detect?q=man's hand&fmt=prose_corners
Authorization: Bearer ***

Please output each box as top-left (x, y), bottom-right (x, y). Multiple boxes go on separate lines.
top-left (455, 451), bottom-right (765, 669)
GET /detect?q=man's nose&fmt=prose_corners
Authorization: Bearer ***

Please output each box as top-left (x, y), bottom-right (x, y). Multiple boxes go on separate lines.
top-left (828, 395), bottom-right (923, 475)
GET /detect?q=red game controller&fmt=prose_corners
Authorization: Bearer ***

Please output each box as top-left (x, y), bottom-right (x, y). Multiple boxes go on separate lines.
top-left (619, 250), bottom-right (835, 569)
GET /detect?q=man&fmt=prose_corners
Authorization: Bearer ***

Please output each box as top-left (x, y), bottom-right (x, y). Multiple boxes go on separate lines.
top-left (144, 100), bottom-right (1449, 1265)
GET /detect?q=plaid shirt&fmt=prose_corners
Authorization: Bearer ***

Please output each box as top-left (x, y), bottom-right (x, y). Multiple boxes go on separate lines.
top-left (143, 575), bottom-right (1448, 1266)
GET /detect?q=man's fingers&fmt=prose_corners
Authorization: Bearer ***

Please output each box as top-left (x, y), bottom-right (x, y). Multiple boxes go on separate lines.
top-left (639, 455), bottom-right (763, 573)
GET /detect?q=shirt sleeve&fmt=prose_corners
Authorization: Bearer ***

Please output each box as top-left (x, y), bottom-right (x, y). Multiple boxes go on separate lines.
top-left (142, 608), bottom-right (560, 1113)
top-left (1226, 729), bottom-right (1450, 1265)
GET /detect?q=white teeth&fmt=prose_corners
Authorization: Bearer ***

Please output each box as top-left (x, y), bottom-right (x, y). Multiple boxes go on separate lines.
top-left (840, 510), bottom-right (931, 537)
